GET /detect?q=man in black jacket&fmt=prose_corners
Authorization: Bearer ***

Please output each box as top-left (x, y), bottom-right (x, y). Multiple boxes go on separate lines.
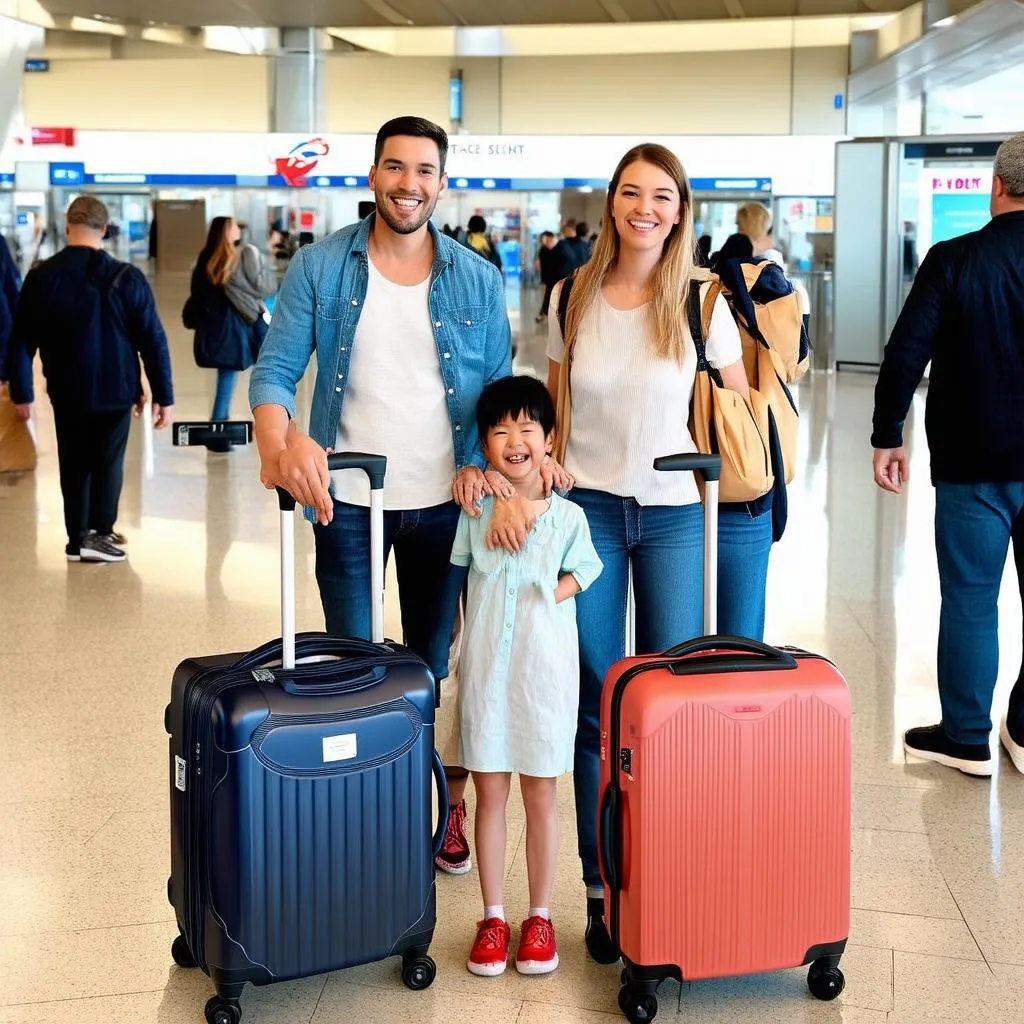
top-left (872, 133), bottom-right (1024, 777)
top-left (8, 196), bottom-right (175, 563)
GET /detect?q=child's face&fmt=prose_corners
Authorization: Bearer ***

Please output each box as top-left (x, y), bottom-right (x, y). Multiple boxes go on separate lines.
top-left (484, 412), bottom-right (551, 486)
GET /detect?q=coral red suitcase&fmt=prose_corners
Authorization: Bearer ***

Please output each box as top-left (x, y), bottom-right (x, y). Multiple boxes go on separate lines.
top-left (599, 453), bottom-right (851, 1023)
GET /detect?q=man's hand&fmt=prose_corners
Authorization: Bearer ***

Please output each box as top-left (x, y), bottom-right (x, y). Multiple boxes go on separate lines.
top-left (269, 433), bottom-right (332, 525)
top-left (873, 447), bottom-right (909, 494)
top-left (14, 403), bottom-right (32, 422)
top-left (133, 386), bottom-right (150, 419)
top-left (152, 404), bottom-right (173, 430)
top-left (453, 465), bottom-right (489, 516)
top-left (486, 496), bottom-right (537, 552)
top-left (541, 455), bottom-right (575, 496)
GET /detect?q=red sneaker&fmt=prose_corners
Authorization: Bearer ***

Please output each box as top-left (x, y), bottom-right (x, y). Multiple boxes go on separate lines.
top-left (435, 799), bottom-right (472, 875)
top-left (468, 917), bottom-right (511, 977)
top-left (516, 916), bottom-right (559, 975)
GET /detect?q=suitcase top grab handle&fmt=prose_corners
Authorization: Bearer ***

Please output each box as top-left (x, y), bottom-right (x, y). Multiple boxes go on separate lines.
top-left (275, 452), bottom-right (387, 511)
top-left (662, 634), bottom-right (798, 670)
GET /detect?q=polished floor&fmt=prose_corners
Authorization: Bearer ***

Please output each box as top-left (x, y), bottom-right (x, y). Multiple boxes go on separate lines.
top-left (1, 277), bottom-right (1023, 1023)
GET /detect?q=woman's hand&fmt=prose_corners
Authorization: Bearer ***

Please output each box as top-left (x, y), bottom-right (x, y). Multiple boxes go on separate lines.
top-left (541, 455), bottom-right (575, 496)
top-left (484, 469), bottom-right (516, 500)
top-left (486, 497), bottom-right (536, 552)
top-left (452, 466), bottom-right (490, 516)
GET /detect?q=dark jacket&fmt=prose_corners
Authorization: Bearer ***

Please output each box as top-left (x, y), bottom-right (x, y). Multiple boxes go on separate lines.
top-left (0, 241), bottom-right (21, 380)
top-left (538, 244), bottom-right (559, 285)
top-left (8, 246), bottom-right (174, 411)
top-left (872, 210), bottom-right (1024, 483)
top-left (553, 236), bottom-right (591, 278)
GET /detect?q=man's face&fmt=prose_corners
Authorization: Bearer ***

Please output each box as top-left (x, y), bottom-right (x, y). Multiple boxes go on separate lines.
top-left (369, 135), bottom-right (446, 236)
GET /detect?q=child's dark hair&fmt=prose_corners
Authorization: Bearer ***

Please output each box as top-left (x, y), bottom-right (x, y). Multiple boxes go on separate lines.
top-left (476, 375), bottom-right (556, 439)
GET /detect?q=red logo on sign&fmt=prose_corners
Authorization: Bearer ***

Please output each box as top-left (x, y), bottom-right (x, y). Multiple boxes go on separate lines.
top-left (274, 137), bottom-right (330, 186)
top-left (31, 127), bottom-right (76, 146)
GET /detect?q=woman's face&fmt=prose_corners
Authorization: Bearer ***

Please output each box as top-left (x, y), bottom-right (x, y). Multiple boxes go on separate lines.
top-left (610, 160), bottom-right (683, 254)
top-left (226, 220), bottom-right (242, 244)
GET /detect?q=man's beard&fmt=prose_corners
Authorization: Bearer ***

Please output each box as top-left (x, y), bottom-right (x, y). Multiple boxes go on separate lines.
top-left (374, 188), bottom-right (438, 236)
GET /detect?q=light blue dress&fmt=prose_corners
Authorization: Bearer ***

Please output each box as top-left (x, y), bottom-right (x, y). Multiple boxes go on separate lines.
top-left (451, 494), bottom-right (603, 777)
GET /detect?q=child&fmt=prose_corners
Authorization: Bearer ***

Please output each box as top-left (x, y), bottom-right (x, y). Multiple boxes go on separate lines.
top-left (450, 375), bottom-right (603, 977)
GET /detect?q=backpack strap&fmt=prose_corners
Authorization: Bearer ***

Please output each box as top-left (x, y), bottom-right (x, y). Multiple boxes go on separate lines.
top-left (688, 278), bottom-right (723, 387)
top-left (555, 270), bottom-right (576, 339)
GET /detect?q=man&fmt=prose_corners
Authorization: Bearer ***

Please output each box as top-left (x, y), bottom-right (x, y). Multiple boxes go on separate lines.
top-left (552, 221), bottom-right (591, 282)
top-left (8, 196), bottom-right (174, 562)
top-left (872, 132), bottom-right (1024, 777)
top-left (534, 231), bottom-right (557, 323)
top-left (249, 115), bottom-right (512, 874)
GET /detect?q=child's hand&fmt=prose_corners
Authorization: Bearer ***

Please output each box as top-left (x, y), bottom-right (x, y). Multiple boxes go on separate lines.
top-left (554, 573), bottom-right (581, 604)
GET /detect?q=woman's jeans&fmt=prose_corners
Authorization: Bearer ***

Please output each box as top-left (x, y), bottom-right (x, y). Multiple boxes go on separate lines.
top-left (567, 488), bottom-right (772, 891)
top-left (210, 369), bottom-right (237, 421)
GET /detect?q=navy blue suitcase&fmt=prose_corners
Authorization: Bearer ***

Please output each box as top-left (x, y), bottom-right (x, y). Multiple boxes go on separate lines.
top-left (166, 453), bottom-right (449, 1024)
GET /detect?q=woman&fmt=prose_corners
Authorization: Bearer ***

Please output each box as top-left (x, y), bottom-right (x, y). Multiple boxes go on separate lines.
top-left (545, 143), bottom-right (756, 962)
top-left (188, 217), bottom-right (276, 445)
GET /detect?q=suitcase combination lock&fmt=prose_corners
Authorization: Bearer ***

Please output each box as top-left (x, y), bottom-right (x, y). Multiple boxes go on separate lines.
top-left (620, 748), bottom-right (633, 774)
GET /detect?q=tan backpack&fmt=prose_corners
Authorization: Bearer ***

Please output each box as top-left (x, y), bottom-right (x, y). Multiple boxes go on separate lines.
top-left (698, 259), bottom-right (807, 487)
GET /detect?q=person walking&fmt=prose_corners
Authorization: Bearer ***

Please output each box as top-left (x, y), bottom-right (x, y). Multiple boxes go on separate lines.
top-left (872, 132), bottom-right (1024, 778)
top-left (7, 196), bottom-right (174, 561)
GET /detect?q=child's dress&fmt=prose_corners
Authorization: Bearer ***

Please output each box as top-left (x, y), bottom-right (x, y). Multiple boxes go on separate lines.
top-left (451, 493), bottom-right (602, 777)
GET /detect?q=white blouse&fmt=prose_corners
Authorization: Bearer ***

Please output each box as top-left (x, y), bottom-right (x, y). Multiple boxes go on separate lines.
top-left (547, 281), bottom-right (742, 506)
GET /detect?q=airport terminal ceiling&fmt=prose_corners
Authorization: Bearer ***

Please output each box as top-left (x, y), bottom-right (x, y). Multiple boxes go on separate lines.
top-left (37, 0), bottom-right (919, 29)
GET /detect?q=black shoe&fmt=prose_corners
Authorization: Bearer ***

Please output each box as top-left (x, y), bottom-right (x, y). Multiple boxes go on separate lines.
top-left (585, 896), bottom-right (620, 964)
top-left (904, 723), bottom-right (991, 777)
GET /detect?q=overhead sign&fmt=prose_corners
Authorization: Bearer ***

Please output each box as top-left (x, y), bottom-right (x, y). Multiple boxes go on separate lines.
top-left (24, 59), bottom-right (49, 73)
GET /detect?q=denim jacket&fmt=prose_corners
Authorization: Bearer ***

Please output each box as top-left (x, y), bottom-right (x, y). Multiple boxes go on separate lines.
top-left (249, 215), bottom-right (512, 519)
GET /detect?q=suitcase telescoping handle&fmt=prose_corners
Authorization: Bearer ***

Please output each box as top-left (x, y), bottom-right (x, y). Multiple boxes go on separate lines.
top-left (275, 452), bottom-right (387, 671)
top-left (653, 453), bottom-right (721, 636)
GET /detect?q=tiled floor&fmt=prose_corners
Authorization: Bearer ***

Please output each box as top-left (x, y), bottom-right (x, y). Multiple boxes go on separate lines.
top-left (2, 276), bottom-right (1023, 1023)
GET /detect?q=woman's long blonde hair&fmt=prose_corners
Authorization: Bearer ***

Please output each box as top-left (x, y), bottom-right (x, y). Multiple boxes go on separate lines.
top-left (562, 143), bottom-right (697, 364)
top-left (201, 216), bottom-right (239, 287)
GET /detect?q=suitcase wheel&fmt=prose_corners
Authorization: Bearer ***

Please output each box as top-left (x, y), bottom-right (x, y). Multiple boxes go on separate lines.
top-left (618, 987), bottom-right (658, 1024)
top-left (170, 935), bottom-right (197, 970)
top-left (807, 962), bottom-right (845, 1001)
top-left (205, 996), bottom-right (241, 1024)
top-left (401, 952), bottom-right (437, 991)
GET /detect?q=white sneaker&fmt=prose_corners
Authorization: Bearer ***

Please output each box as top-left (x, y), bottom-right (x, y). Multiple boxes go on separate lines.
top-left (999, 720), bottom-right (1024, 775)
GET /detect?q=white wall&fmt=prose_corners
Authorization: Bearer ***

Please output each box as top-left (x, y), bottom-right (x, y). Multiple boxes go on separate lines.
top-left (22, 57), bottom-right (271, 132)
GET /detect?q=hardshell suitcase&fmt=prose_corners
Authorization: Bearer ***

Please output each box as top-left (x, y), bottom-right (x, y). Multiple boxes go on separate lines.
top-left (599, 454), bottom-right (851, 1023)
top-left (166, 453), bottom-right (449, 1024)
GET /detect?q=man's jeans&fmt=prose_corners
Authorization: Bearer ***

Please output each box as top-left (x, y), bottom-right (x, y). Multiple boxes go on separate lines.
top-left (935, 482), bottom-right (1024, 745)
top-left (313, 499), bottom-right (462, 683)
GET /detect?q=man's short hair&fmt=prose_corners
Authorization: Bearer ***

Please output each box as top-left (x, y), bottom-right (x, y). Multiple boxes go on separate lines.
top-left (374, 116), bottom-right (449, 174)
top-left (66, 196), bottom-right (109, 231)
top-left (576, 222), bottom-right (589, 238)
top-left (994, 133), bottom-right (1024, 198)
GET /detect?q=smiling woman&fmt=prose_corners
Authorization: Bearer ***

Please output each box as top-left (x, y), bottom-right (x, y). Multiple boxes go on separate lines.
top-left (542, 141), bottom-right (775, 962)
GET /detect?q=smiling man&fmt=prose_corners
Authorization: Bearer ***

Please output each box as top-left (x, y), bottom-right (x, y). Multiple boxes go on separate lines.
top-left (250, 115), bottom-right (512, 875)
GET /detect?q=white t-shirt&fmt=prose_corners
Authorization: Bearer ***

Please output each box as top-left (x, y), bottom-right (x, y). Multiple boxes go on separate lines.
top-left (333, 259), bottom-right (455, 510)
top-left (546, 281), bottom-right (742, 506)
